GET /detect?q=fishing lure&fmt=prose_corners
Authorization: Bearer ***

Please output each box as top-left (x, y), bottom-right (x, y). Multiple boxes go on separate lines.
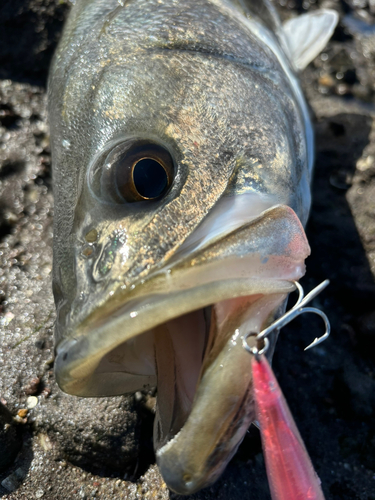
top-left (243, 281), bottom-right (330, 500)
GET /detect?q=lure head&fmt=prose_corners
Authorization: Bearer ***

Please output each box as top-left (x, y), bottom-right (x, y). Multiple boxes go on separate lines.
top-left (49, 0), bottom-right (313, 493)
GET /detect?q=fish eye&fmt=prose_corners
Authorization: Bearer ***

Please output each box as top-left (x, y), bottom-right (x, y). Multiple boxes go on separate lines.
top-left (93, 140), bottom-right (175, 203)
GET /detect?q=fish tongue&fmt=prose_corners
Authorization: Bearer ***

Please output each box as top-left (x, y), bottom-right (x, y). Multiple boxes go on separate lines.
top-left (155, 292), bottom-right (288, 495)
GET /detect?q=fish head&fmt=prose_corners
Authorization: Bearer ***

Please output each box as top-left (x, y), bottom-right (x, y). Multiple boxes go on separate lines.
top-left (49, 1), bottom-right (311, 494)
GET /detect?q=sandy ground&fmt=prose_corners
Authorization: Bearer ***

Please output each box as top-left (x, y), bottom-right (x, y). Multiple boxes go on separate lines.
top-left (0, 0), bottom-right (375, 499)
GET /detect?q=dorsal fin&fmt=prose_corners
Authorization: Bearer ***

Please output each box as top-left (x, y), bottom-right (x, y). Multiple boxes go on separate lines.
top-left (283, 9), bottom-right (339, 71)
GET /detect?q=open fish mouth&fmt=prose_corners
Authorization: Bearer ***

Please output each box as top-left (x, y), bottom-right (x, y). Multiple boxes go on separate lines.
top-left (55, 204), bottom-right (310, 494)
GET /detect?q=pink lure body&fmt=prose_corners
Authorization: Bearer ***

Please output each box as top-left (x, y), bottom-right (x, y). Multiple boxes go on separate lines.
top-left (252, 355), bottom-right (325, 500)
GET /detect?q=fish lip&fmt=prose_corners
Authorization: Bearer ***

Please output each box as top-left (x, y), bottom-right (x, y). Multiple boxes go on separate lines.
top-left (54, 278), bottom-right (296, 396)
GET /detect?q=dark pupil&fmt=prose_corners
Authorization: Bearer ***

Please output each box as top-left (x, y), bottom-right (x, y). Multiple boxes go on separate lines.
top-left (133, 158), bottom-right (168, 199)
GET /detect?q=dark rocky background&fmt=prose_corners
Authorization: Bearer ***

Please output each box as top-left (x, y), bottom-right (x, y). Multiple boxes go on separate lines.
top-left (0, 0), bottom-right (375, 498)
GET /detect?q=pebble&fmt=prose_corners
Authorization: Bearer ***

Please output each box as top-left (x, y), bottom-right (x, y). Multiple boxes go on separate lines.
top-left (41, 387), bottom-right (51, 398)
top-left (318, 73), bottom-right (335, 88)
top-left (134, 391), bottom-right (143, 402)
top-left (27, 396), bottom-right (38, 409)
top-left (38, 433), bottom-right (53, 451)
top-left (44, 356), bottom-right (55, 370)
top-left (337, 83), bottom-right (350, 95)
top-left (24, 377), bottom-right (41, 395)
top-left (357, 155), bottom-right (374, 171)
top-left (13, 414), bottom-right (27, 424)
top-left (17, 408), bottom-right (28, 418)
top-left (35, 489), bottom-right (45, 498)
top-left (144, 395), bottom-right (156, 413)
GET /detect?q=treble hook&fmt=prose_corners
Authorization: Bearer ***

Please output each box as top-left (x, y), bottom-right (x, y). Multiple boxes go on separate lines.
top-left (243, 279), bottom-right (331, 356)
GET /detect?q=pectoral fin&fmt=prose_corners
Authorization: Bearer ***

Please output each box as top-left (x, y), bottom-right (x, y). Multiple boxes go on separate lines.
top-left (283, 9), bottom-right (339, 71)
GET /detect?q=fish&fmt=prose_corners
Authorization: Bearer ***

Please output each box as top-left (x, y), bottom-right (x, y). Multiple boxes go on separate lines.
top-left (48, 0), bottom-right (338, 495)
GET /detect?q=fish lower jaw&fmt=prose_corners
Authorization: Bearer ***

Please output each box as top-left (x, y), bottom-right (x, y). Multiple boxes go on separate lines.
top-left (152, 291), bottom-right (288, 495)
top-left (155, 373), bottom-right (256, 495)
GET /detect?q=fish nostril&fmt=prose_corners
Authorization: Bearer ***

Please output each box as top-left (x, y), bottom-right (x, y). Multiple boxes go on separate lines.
top-left (81, 245), bottom-right (94, 258)
top-left (85, 228), bottom-right (98, 242)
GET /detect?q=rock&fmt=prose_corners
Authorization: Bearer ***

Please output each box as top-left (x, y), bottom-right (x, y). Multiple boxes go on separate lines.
top-left (0, 402), bottom-right (22, 472)
top-left (1, 474), bottom-right (19, 493)
top-left (34, 394), bottom-right (140, 473)
top-left (0, 467), bottom-right (26, 492)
